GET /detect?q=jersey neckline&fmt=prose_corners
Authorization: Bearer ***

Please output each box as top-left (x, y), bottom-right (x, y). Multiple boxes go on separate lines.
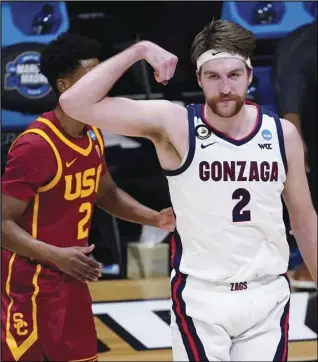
top-left (200, 101), bottom-right (263, 146)
top-left (37, 113), bottom-right (93, 156)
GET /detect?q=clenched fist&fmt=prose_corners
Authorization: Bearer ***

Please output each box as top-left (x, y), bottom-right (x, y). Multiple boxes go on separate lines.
top-left (137, 41), bottom-right (178, 85)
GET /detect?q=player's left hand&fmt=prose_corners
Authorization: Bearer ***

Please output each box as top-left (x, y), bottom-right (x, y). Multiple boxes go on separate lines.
top-left (156, 207), bottom-right (176, 232)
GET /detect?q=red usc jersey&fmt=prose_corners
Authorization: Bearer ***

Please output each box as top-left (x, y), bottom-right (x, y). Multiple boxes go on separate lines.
top-left (1, 111), bottom-right (105, 361)
top-left (2, 111), bottom-right (106, 249)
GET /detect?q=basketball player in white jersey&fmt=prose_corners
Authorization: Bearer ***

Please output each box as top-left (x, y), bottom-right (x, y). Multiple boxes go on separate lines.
top-left (60, 20), bottom-right (317, 361)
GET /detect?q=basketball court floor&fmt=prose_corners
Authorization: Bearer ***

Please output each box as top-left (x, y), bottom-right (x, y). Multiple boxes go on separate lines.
top-left (88, 277), bottom-right (317, 361)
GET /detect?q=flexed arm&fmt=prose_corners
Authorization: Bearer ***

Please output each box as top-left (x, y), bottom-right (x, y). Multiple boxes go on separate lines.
top-left (59, 41), bottom-right (183, 139)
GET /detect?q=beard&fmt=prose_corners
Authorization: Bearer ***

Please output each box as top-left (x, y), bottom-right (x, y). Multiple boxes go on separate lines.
top-left (206, 92), bottom-right (246, 118)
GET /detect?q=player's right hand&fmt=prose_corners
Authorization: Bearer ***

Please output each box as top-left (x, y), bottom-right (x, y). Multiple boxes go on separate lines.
top-left (137, 41), bottom-right (178, 85)
top-left (52, 244), bottom-right (102, 283)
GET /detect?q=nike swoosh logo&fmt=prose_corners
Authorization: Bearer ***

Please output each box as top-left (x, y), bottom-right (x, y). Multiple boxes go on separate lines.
top-left (201, 142), bottom-right (217, 149)
top-left (66, 158), bottom-right (78, 168)
top-left (211, 51), bottom-right (223, 56)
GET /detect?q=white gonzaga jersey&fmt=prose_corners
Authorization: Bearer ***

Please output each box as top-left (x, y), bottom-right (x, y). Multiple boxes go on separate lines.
top-left (165, 102), bottom-right (289, 283)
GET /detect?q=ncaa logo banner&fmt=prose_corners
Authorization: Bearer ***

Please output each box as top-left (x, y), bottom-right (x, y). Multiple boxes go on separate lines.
top-left (4, 51), bottom-right (51, 99)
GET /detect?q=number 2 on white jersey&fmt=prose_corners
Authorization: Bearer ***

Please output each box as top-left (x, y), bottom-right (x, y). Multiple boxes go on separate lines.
top-left (232, 188), bottom-right (251, 222)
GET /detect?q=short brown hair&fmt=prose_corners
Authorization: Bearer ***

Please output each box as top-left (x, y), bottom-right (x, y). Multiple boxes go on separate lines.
top-left (191, 19), bottom-right (256, 64)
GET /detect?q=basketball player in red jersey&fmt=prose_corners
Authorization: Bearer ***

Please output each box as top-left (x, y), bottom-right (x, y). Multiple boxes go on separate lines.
top-left (1, 33), bottom-right (175, 362)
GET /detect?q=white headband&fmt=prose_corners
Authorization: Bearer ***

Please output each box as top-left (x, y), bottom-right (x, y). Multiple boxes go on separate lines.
top-left (196, 49), bottom-right (252, 71)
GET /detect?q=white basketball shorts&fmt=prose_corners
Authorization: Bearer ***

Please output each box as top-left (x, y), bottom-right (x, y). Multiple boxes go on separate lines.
top-left (170, 271), bottom-right (290, 361)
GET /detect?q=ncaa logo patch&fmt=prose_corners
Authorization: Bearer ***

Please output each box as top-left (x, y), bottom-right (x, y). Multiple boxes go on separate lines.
top-left (88, 130), bottom-right (97, 140)
top-left (196, 125), bottom-right (211, 140)
top-left (4, 51), bottom-right (51, 99)
top-left (262, 129), bottom-right (272, 141)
